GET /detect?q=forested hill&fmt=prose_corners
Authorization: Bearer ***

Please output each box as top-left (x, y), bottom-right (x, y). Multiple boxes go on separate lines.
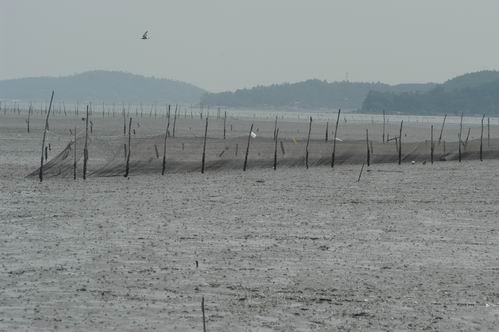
top-left (0, 71), bottom-right (207, 104)
top-left (362, 71), bottom-right (499, 116)
top-left (201, 80), bottom-right (436, 109)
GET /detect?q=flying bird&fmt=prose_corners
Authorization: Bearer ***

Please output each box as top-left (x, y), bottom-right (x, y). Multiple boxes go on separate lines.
top-left (141, 30), bottom-right (149, 40)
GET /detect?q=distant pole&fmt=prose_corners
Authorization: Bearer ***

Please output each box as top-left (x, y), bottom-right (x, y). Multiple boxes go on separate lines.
top-left (430, 125), bottom-right (434, 164)
top-left (274, 128), bottom-right (279, 170)
top-left (357, 163), bottom-right (365, 182)
top-left (480, 114), bottom-right (485, 161)
top-left (39, 91), bottom-right (54, 182)
top-left (398, 120), bottom-right (403, 165)
top-left (366, 129), bottom-right (370, 166)
top-left (305, 116), bottom-right (312, 169)
top-left (73, 126), bottom-right (77, 180)
top-left (382, 110), bottom-right (386, 144)
top-left (487, 117), bottom-right (490, 147)
top-left (273, 116), bottom-right (278, 141)
top-left (458, 112), bottom-right (463, 162)
top-left (83, 105), bottom-right (89, 179)
top-left (124, 117), bottom-right (132, 177)
top-left (325, 122), bottom-right (329, 142)
top-left (162, 109), bottom-right (171, 175)
top-left (201, 117), bottom-right (208, 173)
top-left (438, 113), bottom-right (447, 144)
top-left (223, 111), bottom-right (227, 139)
top-left (123, 108), bottom-right (126, 136)
top-left (201, 297), bottom-right (206, 332)
top-left (26, 104), bottom-right (32, 133)
top-left (173, 104), bottom-right (178, 137)
top-left (331, 109), bottom-right (341, 168)
top-left (243, 124), bottom-right (254, 171)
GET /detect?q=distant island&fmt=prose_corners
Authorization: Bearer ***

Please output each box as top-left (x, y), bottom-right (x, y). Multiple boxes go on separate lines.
top-left (201, 80), bottom-right (436, 110)
top-left (362, 71), bottom-right (499, 116)
top-left (0, 70), bottom-right (206, 104)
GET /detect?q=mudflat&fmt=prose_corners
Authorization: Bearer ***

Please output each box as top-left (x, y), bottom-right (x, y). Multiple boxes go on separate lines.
top-left (1, 111), bottom-right (498, 330)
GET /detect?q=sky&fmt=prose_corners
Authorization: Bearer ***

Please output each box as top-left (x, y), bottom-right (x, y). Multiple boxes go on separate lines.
top-left (1, 0), bottom-right (499, 92)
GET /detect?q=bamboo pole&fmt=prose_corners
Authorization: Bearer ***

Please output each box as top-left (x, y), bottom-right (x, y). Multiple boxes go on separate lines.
top-left (458, 113), bottom-right (463, 162)
top-left (162, 109), bottom-right (171, 175)
top-left (223, 111), bottom-right (227, 139)
top-left (357, 163), bottom-right (365, 182)
top-left (273, 116), bottom-right (278, 141)
top-left (39, 91), bottom-right (54, 182)
top-left (26, 104), bottom-right (32, 133)
top-left (464, 128), bottom-right (471, 147)
top-left (243, 124), bottom-right (254, 171)
top-left (201, 297), bottom-right (206, 332)
top-left (480, 114), bottom-right (485, 161)
top-left (201, 117), bottom-right (208, 174)
top-left (172, 104), bottom-right (178, 137)
top-left (83, 106), bottom-right (89, 180)
top-left (438, 113), bottom-right (447, 144)
top-left (487, 117), bottom-right (490, 147)
top-left (124, 117), bottom-right (132, 177)
top-left (325, 122), bottom-right (329, 142)
top-left (274, 128), bottom-right (279, 170)
top-left (430, 125), bottom-right (434, 164)
top-left (331, 109), bottom-right (341, 168)
top-left (366, 129), bottom-right (370, 166)
top-left (73, 126), bottom-right (77, 180)
top-left (398, 120), bottom-right (403, 165)
top-left (382, 110), bottom-right (386, 144)
top-left (305, 116), bottom-right (312, 169)
top-left (123, 108), bottom-right (126, 136)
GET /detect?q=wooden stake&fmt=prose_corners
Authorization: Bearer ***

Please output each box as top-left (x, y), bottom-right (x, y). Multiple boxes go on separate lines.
top-left (124, 117), bottom-right (132, 177)
top-left (325, 122), bottom-right (329, 142)
top-left (243, 124), bottom-right (254, 171)
top-left (331, 109), bottom-right (341, 168)
top-left (382, 110), bottom-right (386, 144)
top-left (73, 126), bottom-right (77, 180)
top-left (487, 117), bottom-right (490, 147)
top-left (438, 113), bottom-right (447, 144)
top-left (154, 144), bottom-right (159, 158)
top-left (357, 163), bottom-right (365, 182)
top-left (39, 91), bottom-right (54, 182)
top-left (280, 141), bottom-right (285, 155)
top-left (83, 105), bottom-right (89, 180)
top-left (305, 116), bottom-right (312, 169)
top-left (398, 120), bottom-right (403, 165)
top-left (223, 111), bottom-right (227, 139)
top-left (365, 129), bottom-right (370, 166)
top-left (430, 125), bottom-right (434, 164)
top-left (26, 104), bottom-right (31, 133)
top-left (201, 117), bottom-right (208, 174)
top-left (123, 108), bottom-right (126, 136)
top-left (273, 116), bottom-right (278, 141)
top-left (274, 128), bottom-right (279, 170)
top-left (201, 297), bottom-right (206, 332)
top-left (162, 110), bottom-right (171, 175)
top-left (458, 113), bottom-right (463, 162)
top-left (480, 114), bottom-right (485, 161)
top-left (172, 104), bottom-right (178, 137)
top-left (464, 128), bottom-right (471, 147)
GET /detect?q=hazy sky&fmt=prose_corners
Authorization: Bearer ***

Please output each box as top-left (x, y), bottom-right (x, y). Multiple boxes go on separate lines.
top-left (1, 0), bottom-right (499, 92)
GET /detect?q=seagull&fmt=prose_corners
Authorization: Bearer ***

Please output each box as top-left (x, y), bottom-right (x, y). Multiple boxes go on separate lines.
top-left (141, 30), bottom-right (149, 40)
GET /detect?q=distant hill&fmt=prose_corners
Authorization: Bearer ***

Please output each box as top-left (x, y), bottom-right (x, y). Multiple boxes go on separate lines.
top-left (0, 70), bottom-right (207, 104)
top-left (200, 79), bottom-right (436, 109)
top-left (362, 71), bottom-right (499, 116)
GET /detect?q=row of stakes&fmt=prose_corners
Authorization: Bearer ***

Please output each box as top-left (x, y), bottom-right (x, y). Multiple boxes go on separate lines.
top-left (37, 92), bottom-right (492, 182)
